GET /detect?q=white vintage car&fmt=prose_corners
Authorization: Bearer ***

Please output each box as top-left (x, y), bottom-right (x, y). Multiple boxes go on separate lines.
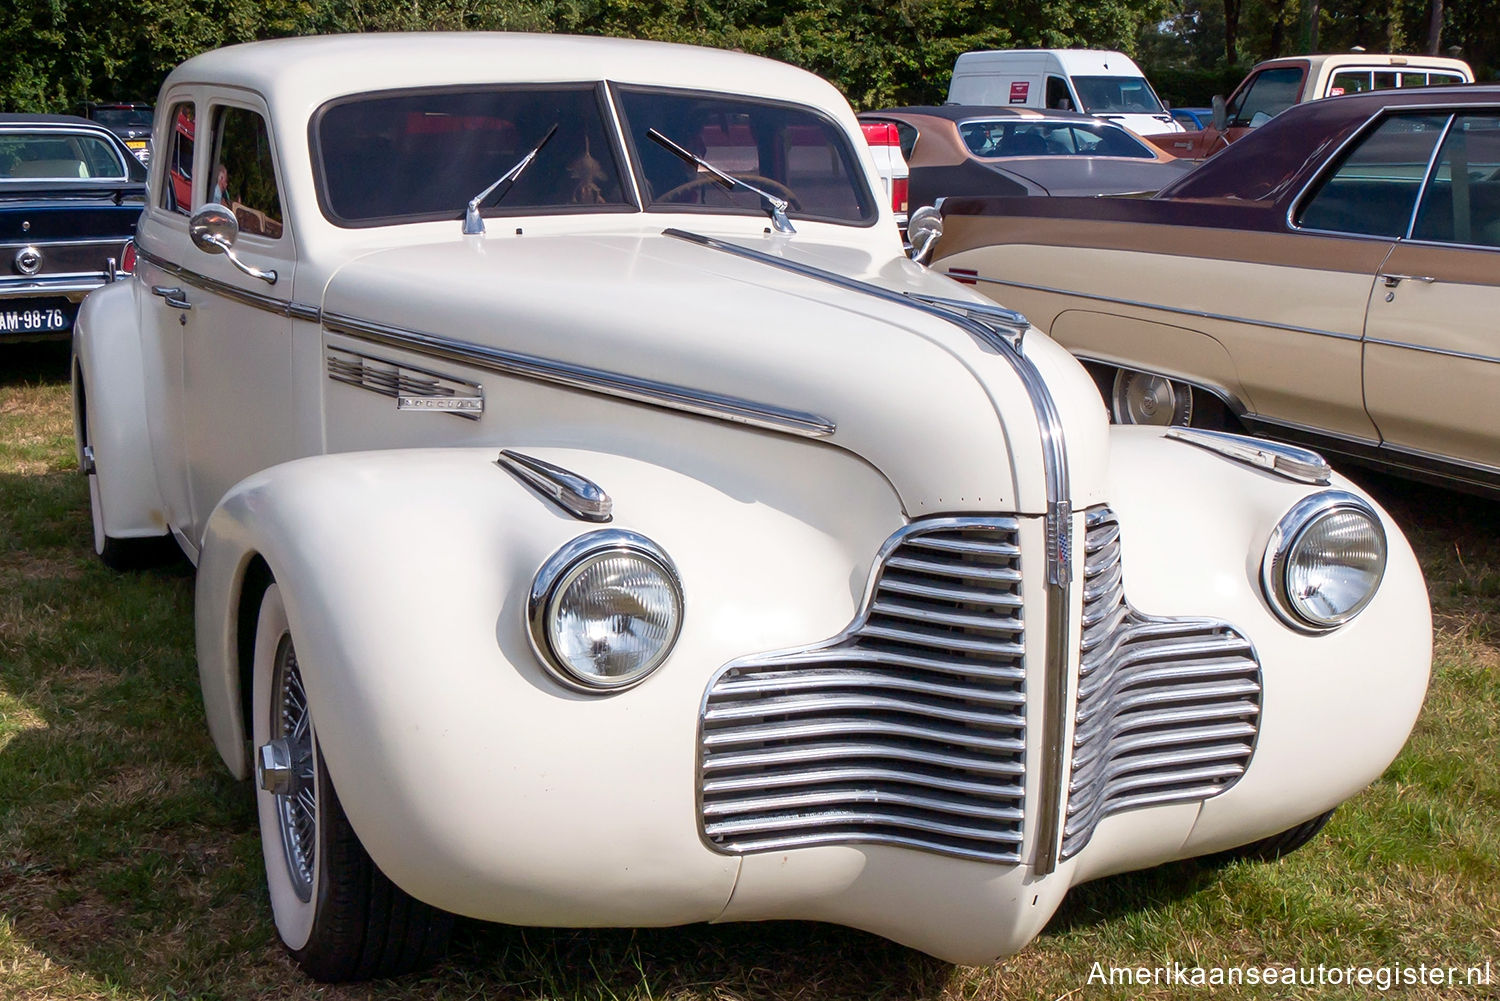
top-left (73, 33), bottom-right (1431, 982)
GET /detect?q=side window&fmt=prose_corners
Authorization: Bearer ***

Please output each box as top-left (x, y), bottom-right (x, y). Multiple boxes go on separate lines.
top-left (159, 102), bottom-right (195, 216)
top-left (209, 106), bottom-right (284, 239)
top-left (1045, 77), bottom-right (1074, 111)
top-left (1295, 113), bottom-right (1450, 237)
top-left (1329, 70), bottom-right (1372, 97)
top-left (1412, 114), bottom-right (1500, 248)
top-left (1227, 67), bottom-right (1304, 127)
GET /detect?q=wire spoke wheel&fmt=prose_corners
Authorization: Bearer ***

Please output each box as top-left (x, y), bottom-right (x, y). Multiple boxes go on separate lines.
top-left (271, 638), bottom-right (317, 901)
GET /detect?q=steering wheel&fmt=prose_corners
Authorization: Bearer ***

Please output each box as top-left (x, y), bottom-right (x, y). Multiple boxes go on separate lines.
top-left (656, 173), bottom-right (801, 210)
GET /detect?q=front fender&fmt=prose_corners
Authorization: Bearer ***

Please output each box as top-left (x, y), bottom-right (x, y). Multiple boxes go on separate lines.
top-left (195, 441), bottom-right (904, 925)
top-left (1071, 427), bottom-right (1431, 879)
top-left (72, 279), bottom-right (169, 541)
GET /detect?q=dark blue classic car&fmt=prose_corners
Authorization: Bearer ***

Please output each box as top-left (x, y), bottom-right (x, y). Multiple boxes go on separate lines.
top-left (1, 114), bottom-right (146, 341)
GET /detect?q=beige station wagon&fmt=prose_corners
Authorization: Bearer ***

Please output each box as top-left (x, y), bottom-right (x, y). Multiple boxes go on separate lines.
top-left (931, 84), bottom-right (1500, 496)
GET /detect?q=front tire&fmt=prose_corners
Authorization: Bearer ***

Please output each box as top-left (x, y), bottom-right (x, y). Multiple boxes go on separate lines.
top-left (1215, 809), bottom-right (1335, 863)
top-left (251, 583), bottom-right (451, 981)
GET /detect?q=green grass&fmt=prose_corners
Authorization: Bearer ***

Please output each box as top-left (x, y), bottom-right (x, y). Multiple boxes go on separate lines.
top-left (1, 341), bottom-right (1496, 1000)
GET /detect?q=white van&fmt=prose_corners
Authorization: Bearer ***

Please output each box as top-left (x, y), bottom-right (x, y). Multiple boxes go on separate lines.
top-left (948, 49), bottom-right (1184, 136)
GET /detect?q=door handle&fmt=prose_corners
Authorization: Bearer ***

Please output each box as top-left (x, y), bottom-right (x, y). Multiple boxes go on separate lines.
top-left (151, 285), bottom-right (192, 309)
top-left (1381, 273), bottom-right (1436, 288)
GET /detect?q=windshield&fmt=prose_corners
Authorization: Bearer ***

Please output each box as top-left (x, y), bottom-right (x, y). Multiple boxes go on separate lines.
top-left (0, 131), bottom-right (128, 180)
top-left (1070, 76), bottom-right (1166, 115)
top-left (313, 85), bottom-right (633, 226)
top-left (92, 107), bottom-right (154, 130)
top-left (958, 119), bottom-right (1156, 159)
top-left (614, 86), bottom-right (876, 225)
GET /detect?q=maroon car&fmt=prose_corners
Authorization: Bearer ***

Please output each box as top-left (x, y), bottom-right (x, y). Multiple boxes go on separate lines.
top-left (931, 85), bottom-right (1500, 495)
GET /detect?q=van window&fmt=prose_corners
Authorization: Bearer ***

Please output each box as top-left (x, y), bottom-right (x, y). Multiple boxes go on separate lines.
top-left (1070, 76), bottom-right (1165, 115)
top-left (1045, 77), bottom-right (1075, 112)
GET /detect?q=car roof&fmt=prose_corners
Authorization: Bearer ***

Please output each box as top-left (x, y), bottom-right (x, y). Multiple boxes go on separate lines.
top-left (1251, 52), bottom-right (1472, 75)
top-left (864, 105), bottom-right (1104, 126)
top-left (0, 113), bottom-right (113, 130)
top-left (1159, 83), bottom-right (1500, 203)
top-left (163, 33), bottom-right (848, 114)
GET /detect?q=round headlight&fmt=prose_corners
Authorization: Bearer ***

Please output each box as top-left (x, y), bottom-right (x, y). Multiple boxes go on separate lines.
top-left (1261, 490), bottom-right (1387, 631)
top-left (528, 531), bottom-right (683, 692)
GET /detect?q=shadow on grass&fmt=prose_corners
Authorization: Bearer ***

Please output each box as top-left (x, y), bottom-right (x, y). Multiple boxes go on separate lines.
top-left (0, 340), bottom-right (71, 388)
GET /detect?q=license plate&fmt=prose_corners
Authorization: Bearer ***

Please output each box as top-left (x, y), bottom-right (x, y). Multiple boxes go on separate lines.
top-left (126, 140), bottom-right (148, 150)
top-left (0, 303), bottom-right (73, 335)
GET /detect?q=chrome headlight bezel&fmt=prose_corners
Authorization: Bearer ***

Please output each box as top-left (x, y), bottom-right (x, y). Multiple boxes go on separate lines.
top-left (526, 529), bottom-right (684, 693)
top-left (1261, 489), bottom-right (1387, 632)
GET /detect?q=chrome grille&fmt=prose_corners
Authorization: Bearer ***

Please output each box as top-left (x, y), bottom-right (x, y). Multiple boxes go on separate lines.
top-left (1062, 508), bottom-right (1261, 860)
top-left (700, 519), bottom-right (1026, 863)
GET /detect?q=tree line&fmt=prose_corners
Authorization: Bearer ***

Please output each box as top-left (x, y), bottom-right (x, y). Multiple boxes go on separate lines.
top-left (3, 0), bottom-right (1493, 116)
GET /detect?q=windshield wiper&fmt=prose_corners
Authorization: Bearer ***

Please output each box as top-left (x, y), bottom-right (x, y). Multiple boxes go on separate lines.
top-left (646, 128), bottom-right (795, 235)
top-left (462, 123), bottom-right (559, 235)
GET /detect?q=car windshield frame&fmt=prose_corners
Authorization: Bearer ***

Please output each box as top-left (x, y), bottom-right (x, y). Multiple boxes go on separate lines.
top-left (0, 127), bottom-right (132, 182)
top-left (309, 82), bottom-right (640, 229)
top-left (612, 83), bottom-right (879, 228)
top-left (1069, 75), bottom-right (1166, 116)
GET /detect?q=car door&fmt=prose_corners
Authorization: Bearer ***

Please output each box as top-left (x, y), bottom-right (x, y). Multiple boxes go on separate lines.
top-left (1363, 110), bottom-right (1500, 472)
top-left (176, 98), bottom-right (301, 543)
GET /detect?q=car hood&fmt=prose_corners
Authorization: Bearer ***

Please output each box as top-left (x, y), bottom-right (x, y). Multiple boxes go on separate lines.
top-left (980, 157), bottom-right (1194, 197)
top-left (320, 229), bottom-right (1109, 516)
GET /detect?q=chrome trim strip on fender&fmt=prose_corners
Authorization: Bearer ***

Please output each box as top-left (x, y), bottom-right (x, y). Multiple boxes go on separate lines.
top-left (497, 449), bottom-right (613, 522)
top-left (964, 273), bottom-right (1365, 344)
top-left (1164, 428), bottom-right (1332, 485)
top-left (662, 227), bottom-right (1074, 873)
top-left (323, 311), bottom-right (838, 439)
top-left (326, 345), bottom-right (485, 421)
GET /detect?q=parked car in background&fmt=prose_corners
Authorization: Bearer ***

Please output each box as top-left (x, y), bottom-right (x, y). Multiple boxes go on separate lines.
top-left (1170, 106), bottom-right (1214, 130)
top-left (948, 49), bottom-right (1184, 136)
top-left (859, 119), bottom-right (910, 239)
top-left (1152, 51), bottom-right (1472, 159)
top-left (81, 101), bottom-right (155, 164)
top-left (858, 106), bottom-right (1194, 216)
top-left (75, 32), bottom-right (1430, 984)
top-left (1, 114), bottom-right (144, 342)
top-left (929, 85), bottom-right (1500, 496)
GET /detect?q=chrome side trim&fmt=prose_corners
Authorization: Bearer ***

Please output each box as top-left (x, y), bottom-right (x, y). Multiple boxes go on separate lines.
top-left (326, 345), bottom-right (484, 421)
top-left (0, 237), bottom-right (135, 250)
top-left (698, 516), bottom-right (1027, 865)
top-left (323, 311), bottom-right (837, 439)
top-left (0, 275), bottom-right (106, 297)
top-left (663, 227), bottom-right (1073, 873)
top-left (135, 247), bottom-right (315, 320)
top-left (496, 449), bottom-right (613, 522)
top-left (965, 273), bottom-right (1364, 344)
top-left (1165, 428), bottom-right (1332, 485)
top-left (1365, 336), bottom-right (1500, 366)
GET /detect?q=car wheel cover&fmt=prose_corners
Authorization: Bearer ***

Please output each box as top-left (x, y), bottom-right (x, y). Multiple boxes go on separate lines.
top-left (271, 636), bottom-right (317, 902)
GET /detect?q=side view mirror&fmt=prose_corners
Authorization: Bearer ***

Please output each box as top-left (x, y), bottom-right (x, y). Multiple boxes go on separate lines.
top-left (1211, 95), bottom-right (1228, 133)
top-left (188, 203), bottom-right (277, 285)
top-left (908, 205), bottom-right (944, 265)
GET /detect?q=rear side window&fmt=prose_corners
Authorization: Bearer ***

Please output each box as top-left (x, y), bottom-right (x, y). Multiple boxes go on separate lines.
top-left (957, 120), bottom-right (1155, 159)
top-left (208, 106), bottom-right (284, 239)
top-left (1412, 114), bottom-right (1500, 247)
top-left (1227, 67), bottom-right (1304, 127)
top-left (159, 103), bottom-right (195, 215)
top-left (1295, 112), bottom-right (1449, 237)
top-left (0, 132), bottom-right (126, 180)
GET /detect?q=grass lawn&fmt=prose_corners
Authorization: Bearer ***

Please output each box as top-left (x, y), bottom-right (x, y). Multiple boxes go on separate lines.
top-left (2, 341), bottom-right (1496, 1000)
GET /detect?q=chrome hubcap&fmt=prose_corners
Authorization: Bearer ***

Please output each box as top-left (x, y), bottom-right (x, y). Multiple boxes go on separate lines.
top-left (1112, 370), bottom-right (1192, 427)
top-left (269, 637), bottom-right (316, 902)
